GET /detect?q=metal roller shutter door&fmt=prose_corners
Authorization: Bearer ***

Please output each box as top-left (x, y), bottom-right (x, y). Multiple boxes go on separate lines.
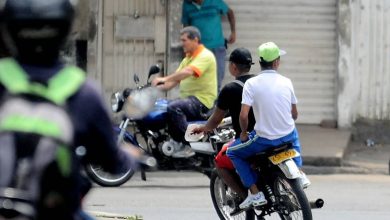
top-left (224, 0), bottom-right (337, 124)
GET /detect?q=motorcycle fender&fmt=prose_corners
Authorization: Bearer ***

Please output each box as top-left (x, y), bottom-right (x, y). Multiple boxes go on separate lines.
top-left (277, 159), bottom-right (301, 179)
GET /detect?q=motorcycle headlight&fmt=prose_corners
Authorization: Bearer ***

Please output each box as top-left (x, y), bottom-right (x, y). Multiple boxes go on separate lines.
top-left (110, 92), bottom-right (123, 113)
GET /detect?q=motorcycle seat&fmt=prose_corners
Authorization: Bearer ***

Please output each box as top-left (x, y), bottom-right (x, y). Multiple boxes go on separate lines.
top-left (247, 143), bottom-right (294, 163)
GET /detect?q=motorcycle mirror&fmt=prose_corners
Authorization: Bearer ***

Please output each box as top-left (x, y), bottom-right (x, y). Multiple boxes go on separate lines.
top-left (147, 65), bottom-right (160, 79)
top-left (124, 87), bottom-right (162, 119)
top-left (133, 74), bottom-right (140, 85)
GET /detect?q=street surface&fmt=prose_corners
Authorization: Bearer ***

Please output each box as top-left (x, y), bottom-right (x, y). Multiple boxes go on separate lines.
top-left (85, 171), bottom-right (390, 220)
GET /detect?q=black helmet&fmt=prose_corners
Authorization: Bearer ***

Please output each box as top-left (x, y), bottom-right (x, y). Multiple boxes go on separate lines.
top-left (228, 48), bottom-right (254, 66)
top-left (1, 0), bottom-right (76, 65)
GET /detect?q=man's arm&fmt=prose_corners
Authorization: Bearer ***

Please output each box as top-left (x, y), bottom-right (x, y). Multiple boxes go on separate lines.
top-left (152, 66), bottom-right (194, 91)
top-left (291, 104), bottom-right (298, 120)
top-left (239, 104), bottom-right (251, 141)
top-left (202, 107), bottom-right (226, 132)
top-left (227, 8), bottom-right (236, 44)
top-left (192, 107), bottom-right (226, 134)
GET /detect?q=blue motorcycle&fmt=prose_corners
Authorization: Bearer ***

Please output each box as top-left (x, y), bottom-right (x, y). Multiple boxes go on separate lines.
top-left (85, 65), bottom-right (235, 186)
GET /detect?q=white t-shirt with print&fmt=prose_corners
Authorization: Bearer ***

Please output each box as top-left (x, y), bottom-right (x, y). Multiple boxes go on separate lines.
top-left (242, 70), bottom-right (297, 140)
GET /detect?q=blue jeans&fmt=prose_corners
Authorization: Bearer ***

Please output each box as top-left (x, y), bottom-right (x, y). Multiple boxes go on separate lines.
top-left (167, 96), bottom-right (208, 142)
top-left (226, 129), bottom-right (302, 188)
top-left (210, 47), bottom-right (226, 92)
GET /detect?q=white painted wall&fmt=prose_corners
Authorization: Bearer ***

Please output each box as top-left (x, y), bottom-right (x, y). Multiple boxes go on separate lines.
top-left (338, 0), bottom-right (390, 127)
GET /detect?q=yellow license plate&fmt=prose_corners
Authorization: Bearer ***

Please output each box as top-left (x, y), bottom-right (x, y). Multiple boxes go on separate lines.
top-left (268, 149), bottom-right (300, 165)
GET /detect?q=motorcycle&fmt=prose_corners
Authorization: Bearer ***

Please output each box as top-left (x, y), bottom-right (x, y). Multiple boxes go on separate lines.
top-left (85, 65), bottom-right (235, 186)
top-left (210, 143), bottom-right (324, 220)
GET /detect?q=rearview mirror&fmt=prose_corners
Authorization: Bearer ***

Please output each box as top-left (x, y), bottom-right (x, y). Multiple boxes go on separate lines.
top-left (133, 74), bottom-right (140, 84)
top-left (147, 65), bottom-right (160, 80)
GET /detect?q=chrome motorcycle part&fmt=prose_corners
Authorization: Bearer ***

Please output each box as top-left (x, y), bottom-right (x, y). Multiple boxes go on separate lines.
top-left (161, 141), bottom-right (174, 156)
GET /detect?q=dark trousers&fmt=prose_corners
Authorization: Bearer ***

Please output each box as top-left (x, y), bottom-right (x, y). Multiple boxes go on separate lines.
top-left (167, 96), bottom-right (208, 142)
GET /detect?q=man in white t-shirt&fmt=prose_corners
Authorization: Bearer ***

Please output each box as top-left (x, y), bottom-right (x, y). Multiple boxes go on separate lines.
top-left (226, 42), bottom-right (309, 210)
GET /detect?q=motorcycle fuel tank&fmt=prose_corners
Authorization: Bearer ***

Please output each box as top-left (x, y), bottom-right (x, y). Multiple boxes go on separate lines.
top-left (137, 98), bottom-right (168, 131)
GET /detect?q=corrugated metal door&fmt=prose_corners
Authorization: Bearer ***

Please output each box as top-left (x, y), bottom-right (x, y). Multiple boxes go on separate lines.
top-left (100, 0), bottom-right (166, 97)
top-left (224, 0), bottom-right (337, 124)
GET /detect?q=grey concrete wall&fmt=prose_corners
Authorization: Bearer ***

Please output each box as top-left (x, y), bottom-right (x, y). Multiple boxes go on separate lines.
top-left (86, 0), bottom-right (101, 82)
top-left (337, 0), bottom-right (355, 128)
top-left (338, 0), bottom-right (390, 127)
top-left (73, 0), bottom-right (90, 40)
top-left (166, 0), bottom-right (183, 98)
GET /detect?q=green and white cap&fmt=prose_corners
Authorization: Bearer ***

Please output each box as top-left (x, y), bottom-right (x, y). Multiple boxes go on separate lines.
top-left (257, 42), bottom-right (286, 62)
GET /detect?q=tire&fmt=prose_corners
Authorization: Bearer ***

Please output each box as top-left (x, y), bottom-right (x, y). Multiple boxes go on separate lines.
top-left (84, 133), bottom-right (136, 187)
top-left (84, 163), bottom-right (134, 187)
top-left (209, 170), bottom-right (255, 220)
top-left (271, 171), bottom-right (312, 220)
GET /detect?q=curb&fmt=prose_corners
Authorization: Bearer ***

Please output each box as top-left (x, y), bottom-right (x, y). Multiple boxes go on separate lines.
top-left (302, 165), bottom-right (388, 175)
top-left (88, 211), bottom-right (143, 220)
top-left (302, 156), bottom-right (342, 167)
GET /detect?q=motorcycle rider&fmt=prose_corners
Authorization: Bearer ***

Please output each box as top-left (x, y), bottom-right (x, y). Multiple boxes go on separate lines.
top-left (0, 0), bottom-right (136, 219)
top-left (227, 42), bottom-right (310, 210)
top-left (152, 26), bottom-right (217, 158)
top-left (192, 48), bottom-right (255, 202)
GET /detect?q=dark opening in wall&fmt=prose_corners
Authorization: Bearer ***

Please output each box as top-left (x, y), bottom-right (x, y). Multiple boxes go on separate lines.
top-left (76, 40), bottom-right (87, 71)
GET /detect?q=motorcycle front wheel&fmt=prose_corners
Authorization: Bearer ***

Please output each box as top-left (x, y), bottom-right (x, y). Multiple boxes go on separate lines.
top-left (84, 163), bottom-right (134, 187)
top-left (271, 171), bottom-right (312, 220)
top-left (210, 170), bottom-right (255, 220)
top-left (84, 133), bottom-right (136, 187)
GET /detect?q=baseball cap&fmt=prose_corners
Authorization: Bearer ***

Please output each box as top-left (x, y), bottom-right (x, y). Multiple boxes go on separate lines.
top-left (257, 42), bottom-right (286, 62)
top-left (227, 47), bottom-right (254, 65)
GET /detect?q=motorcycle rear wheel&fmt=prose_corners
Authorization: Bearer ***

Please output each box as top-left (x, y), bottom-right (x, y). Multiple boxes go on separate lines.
top-left (210, 170), bottom-right (255, 220)
top-left (271, 171), bottom-right (312, 220)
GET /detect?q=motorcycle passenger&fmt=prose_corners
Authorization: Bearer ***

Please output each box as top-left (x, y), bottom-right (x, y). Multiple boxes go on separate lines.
top-left (152, 26), bottom-right (217, 158)
top-left (0, 0), bottom-right (136, 219)
top-left (192, 48), bottom-right (256, 202)
top-left (226, 42), bottom-right (310, 210)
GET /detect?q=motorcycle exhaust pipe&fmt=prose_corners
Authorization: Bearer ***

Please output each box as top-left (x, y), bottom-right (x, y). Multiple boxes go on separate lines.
top-left (310, 199), bottom-right (324, 209)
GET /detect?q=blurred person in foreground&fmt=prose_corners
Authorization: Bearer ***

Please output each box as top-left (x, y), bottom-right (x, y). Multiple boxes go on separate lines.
top-left (0, 0), bottom-right (137, 219)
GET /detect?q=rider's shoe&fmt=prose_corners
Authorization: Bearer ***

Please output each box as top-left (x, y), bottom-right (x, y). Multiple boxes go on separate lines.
top-left (171, 140), bottom-right (195, 158)
top-left (299, 171), bottom-right (311, 189)
top-left (251, 192), bottom-right (268, 207)
top-left (239, 192), bottom-right (267, 210)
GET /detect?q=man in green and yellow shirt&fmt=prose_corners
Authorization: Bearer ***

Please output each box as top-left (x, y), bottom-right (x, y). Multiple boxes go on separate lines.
top-left (152, 26), bottom-right (217, 158)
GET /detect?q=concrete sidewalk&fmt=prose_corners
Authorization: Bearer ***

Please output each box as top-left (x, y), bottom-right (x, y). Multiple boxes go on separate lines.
top-left (297, 124), bottom-right (390, 175)
top-left (297, 125), bottom-right (351, 167)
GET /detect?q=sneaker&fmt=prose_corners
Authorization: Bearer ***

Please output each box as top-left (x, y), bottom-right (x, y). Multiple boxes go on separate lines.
top-left (171, 140), bottom-right (195, 158)
top-left (251, 192), bottom-right (268, 207)
top-left (299, 172), bottom-right (311, 189)
top-left (239, 192), bottom-right (267, 210)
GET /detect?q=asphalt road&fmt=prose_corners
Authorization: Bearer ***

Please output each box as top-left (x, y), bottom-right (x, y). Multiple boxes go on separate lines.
top-left (85, 171), bottom-right (390, 220)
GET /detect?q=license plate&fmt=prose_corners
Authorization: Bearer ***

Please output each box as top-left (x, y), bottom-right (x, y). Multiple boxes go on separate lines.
top-left (268, 149), bottom-right (300, 165)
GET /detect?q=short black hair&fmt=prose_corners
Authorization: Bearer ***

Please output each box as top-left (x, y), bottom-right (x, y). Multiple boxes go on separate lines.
top-left (234, 63), bottom-right (251, 73)
top-left (259, 57), bottom-right (279, 70)
top-left (180, 26), bottom-right (201, 41)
